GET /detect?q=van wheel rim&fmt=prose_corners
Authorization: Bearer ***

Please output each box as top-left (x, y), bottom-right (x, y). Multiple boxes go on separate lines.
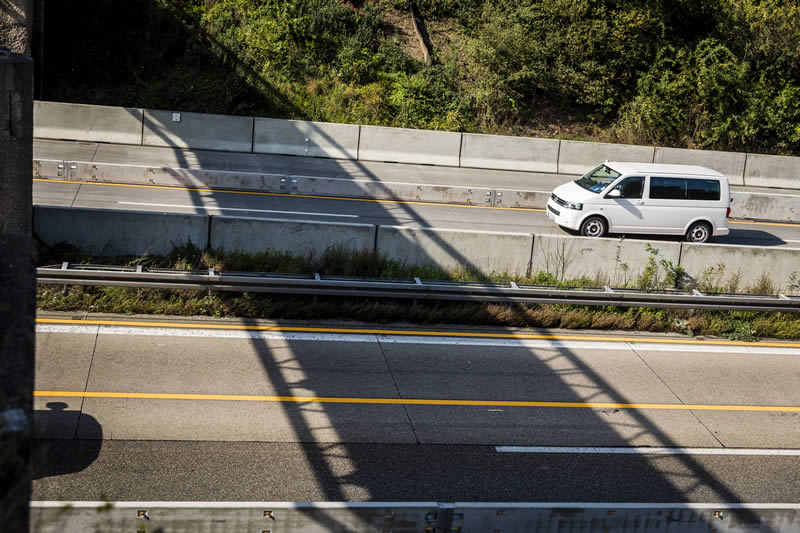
top-left (585, 220), bottom-right (604, 237)
top-left (690, 225), bottom-right (708, 242)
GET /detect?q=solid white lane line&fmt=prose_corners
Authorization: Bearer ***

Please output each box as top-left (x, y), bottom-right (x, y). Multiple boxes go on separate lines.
top-left (496, 446), bottom-right (800, 456)
top-left (117, 201), bottom-right (359, 218)
top-left (732, 191), bottom-right (800, 198)
top-left (34, 325), bottom-right (800, 355)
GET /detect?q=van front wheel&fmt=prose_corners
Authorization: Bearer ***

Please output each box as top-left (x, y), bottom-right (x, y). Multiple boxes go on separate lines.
top-left (686, 222), bottom-right (711, 243)
top-left (580, 216), bottom-right (607, 238)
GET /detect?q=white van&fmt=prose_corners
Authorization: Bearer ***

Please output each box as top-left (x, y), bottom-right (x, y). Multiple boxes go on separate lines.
top-left (545, 162), bottom-right (730, 243)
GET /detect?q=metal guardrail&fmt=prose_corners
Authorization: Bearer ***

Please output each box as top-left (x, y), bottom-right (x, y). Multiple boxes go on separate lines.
top-left (37, 263), bottom-right (800, 312)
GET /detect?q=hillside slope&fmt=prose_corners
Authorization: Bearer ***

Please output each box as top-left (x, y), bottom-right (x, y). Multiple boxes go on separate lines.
top-left (41, 0), bottom-right (800, 155)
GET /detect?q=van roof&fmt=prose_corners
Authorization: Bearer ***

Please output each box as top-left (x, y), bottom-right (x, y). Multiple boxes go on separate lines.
top-left (604, 161), bottom-right (726, 179)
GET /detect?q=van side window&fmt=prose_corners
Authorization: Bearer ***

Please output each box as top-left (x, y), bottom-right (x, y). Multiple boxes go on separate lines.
top-left (688, 179), bottom-right (721, 200)
top-left (650, 177), bottom-right (687, 199)
top-left (612, 176), bottom-right (644, 199)
top-left (650, 177), bottom-right (720, 200)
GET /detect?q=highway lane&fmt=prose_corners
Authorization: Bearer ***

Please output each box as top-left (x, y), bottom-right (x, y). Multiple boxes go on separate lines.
top-left (32, 315), bottom-right (800, 502)
top-left (33, 179), bottom-right (800, 247)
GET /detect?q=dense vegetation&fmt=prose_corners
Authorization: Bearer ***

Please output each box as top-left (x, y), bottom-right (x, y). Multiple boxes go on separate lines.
top-left (43, 0), bottom-right (800, 153)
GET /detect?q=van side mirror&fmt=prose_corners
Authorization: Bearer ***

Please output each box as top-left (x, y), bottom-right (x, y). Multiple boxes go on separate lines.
top-left (606, 188), bottom-right (621, 198)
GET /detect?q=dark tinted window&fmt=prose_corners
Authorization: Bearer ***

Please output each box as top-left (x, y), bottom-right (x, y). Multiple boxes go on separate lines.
top-left (650, 177), bottom-right (687, 200)
top-left (688, 179), bottom-right (720, 200)
top-left (611, 176), bottom-right (644, 199)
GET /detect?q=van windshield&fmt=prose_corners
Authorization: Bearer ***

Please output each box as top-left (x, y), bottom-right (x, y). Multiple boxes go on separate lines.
top-left (575, 164), bottom-right (621, 193)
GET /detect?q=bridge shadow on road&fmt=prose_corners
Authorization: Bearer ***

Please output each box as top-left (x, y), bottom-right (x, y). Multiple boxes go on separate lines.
top-left (32, 2), bottom-right (783, 531)
top-left (239, 317), bottom-right (769, 530)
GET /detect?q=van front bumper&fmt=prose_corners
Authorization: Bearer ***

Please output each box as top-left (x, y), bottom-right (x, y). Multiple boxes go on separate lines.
top-left (545, 198), bottom-right (582, 231)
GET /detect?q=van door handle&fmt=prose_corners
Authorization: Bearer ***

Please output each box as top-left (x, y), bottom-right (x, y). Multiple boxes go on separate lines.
top-left (636, 200), bottom-right (645, 205)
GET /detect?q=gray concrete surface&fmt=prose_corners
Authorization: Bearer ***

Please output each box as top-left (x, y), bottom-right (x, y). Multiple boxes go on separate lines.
top-left (460, 133), bottom-right (559, 173)
top-left (32, 144), bottom-right (800, 221)
top-left (655, 146), bottom-right (746, 186)
top-left (358, 125), bottom-right (462, 166)
top-left (557, 140), bottom-right (655, 176)
top-left (32, 320), bottom-right (800, 448)
top-left (530, 234), bottom-right (682, 283)
top-left (209, 216), bottom-right (376, 255)
top-left (745, 153), bottom-right (800, 189)
top-left (680, 242), bottom-right (800, 291)
top-left (31, 182), bottom-right (800, 287)
top-left (731, 190), bottom-right (800, 222)
top-left (33, 102), bottom-right (143, 145)
top-left (254, 117), bottom-right (359, 159)
top-left (33, 206), bottom-right (208, 256)
top-left (30, 318), bottom-right (800, 506)
top-left (376, 225), bottom-right (534, 275)
top-left (143, 109), bottom-right (254, 152)
top-left (30, 101), bottom-right (800, 197)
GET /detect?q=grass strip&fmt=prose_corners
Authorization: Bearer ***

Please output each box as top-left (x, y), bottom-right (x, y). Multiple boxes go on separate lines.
top-left (37, 243), bottom-right (800, 342)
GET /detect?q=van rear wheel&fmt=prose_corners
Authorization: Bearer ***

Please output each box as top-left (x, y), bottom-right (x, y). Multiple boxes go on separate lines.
top-left (580, 216), bottom-right (608, 238)
top-left (686, 222), bottom-right (711, 243)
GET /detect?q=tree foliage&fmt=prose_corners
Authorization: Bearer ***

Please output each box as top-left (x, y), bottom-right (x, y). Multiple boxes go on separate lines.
top-left (43, 0), bottom-right (800, 154)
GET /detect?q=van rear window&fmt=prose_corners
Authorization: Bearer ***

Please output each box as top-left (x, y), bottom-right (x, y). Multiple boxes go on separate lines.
top-left (650, 177), bottom-right (720, 201)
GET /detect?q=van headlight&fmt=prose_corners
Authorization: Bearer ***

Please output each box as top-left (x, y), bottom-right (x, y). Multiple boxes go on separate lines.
top-left (565, 201), bottom-right (583, 210)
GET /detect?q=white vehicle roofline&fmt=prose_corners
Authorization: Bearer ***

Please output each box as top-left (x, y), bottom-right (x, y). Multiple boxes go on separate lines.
top-left (603, 161), bottom-right (726, 178)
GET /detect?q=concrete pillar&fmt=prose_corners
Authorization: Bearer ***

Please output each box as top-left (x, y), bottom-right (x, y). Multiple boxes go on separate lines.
top-left (0, 50), bottom-right (34, 533)
top-left (0, 0), bottom-right (34, 54)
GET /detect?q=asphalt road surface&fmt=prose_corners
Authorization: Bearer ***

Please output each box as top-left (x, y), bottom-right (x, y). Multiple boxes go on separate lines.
top-left (32, 315), bottom-right (800, 503)
top-left (32, 178), bottom-right (800, 248)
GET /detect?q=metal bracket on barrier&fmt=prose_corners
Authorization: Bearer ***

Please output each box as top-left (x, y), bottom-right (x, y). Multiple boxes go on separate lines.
top-left (67, 162), bottom-right (79, 180)
top-left (280, 177), bottom-right (298, 194)
top-left (484, 190), bottom-right (503, 207)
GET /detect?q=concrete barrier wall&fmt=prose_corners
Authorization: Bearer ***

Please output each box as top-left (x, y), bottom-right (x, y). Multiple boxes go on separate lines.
top-left (33, 101), bottom-right (143, 145)
top-left (460, 133), bottom-right (559, 173)
top-left (253, 118), bottom-right (359, 159)
top-left (143, 110), bottom-right (254, 152)
top-left (744, 153), bottom-right (800, 189)
top-left (358, 125), bottom-right (462, 166)
top-left (294, 176), bottom-right (492, 205)
top-left (210, 216), bottom-right (376, 255)
top-left (557, 141), bottom-right (655, 176)
top-left (68, 161), bottom-right (286, 192)
top-left (34, 206), bottom-right (208, 256)
top-left (654, 147), bottom-right (746, 186)
top-left (530, 234), bottom-right (682, 284)
top-left (679, 242), bottom-right (800, 291)
top-left (376, 226), bottom-right (534, 275)
top-left (730, 191), bottom-right (799, 222)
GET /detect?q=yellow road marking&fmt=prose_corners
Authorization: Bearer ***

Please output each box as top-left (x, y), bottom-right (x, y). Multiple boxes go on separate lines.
top-left (33, 178), bottom-right (544, 213)
top-left (35, 318), bottom-right (800, 348)
top-left (729, 220), bottom-right (800, 228)
top-left (32, 390), bottom-right (800, 412)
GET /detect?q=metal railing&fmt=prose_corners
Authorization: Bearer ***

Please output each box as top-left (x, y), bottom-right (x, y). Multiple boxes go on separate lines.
top-left (36, 263), bottom-right (800, 312)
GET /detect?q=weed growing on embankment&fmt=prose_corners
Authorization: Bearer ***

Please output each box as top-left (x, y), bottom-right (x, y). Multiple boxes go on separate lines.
top-left (37, 244), bottom-right (800, 341)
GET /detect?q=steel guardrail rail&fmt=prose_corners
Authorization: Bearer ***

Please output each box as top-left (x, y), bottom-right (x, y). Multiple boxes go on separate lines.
top-left (37, 263), bottom-right (800, 312)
